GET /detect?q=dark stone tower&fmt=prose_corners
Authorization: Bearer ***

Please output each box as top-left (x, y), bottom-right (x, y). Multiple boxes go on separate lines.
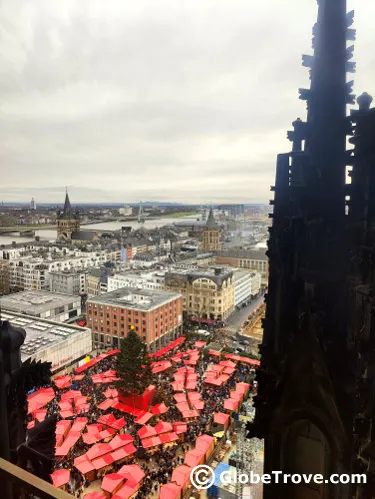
top-left (57, 188), bottom-right (80, 240)
top-left (248, 1), bottom-right (375, 498)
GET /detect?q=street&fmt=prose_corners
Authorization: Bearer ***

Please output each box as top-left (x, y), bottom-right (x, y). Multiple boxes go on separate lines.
top-left (227, 294), bottom-right (265, 331)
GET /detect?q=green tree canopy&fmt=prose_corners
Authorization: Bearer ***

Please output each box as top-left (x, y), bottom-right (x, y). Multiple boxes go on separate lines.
top-left (115, 328), bottom-right (153, 396)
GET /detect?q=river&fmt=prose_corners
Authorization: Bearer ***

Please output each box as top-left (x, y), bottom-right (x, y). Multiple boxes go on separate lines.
top-left (0, 215), bottom-right (201, 245)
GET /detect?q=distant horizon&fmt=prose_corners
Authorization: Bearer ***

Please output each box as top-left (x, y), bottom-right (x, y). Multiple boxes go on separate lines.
top-left (0, 200), bottom-right (267, 207)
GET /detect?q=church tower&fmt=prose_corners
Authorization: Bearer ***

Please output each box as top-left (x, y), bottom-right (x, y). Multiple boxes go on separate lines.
top-left (202, 208), bottom-right (221, 252)
top-left (57, 189), bottom-right (80, 240)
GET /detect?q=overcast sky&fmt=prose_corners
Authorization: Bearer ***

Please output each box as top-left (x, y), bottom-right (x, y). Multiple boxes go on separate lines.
top-left (1, 0), bottom-right (375, 205)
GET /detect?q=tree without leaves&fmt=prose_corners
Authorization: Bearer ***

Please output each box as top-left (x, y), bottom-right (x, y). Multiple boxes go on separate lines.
top-left (115, 329), bottom-right (153, 396)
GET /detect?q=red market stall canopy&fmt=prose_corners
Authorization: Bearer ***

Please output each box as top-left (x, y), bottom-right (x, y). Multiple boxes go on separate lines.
top-left (151, 403), bottom-right (169, 415)
top-left (34, 409), bottom-right (47, 422)
top-left (92, 370), bottom-right (119, 384)
top-left (159, 482), bottom-right (182, 499)
top-left (102, 473), bottom-right (128, 494)
top-left (214, 412), bottom-right (230, 426)
top-left (182, 409), bottom-right (199, 419)
top-left (187, 392), bottom-right (201, 402)
top-left (86, 424), bottom-right (102, 434)
top-left (83, 492), bottom-right (106, 499)
top-left (159, 432), bottom-right (179, 444)
top-left (191, 400), bottom-right (204, 411)
top-left (173, 393), bottom-right (187, 403)
top-left (50, 468), bottom-right (70, 488)
top-left (74, 349), bottom-right (120, 374)
top-left (194, 340), bottom-right (206, 349)
top-left (138, 425), bottom-right (157, 439)
top-left (73, 374), bottom-right (85, 381)
top-left (104, 387), bottom-right (119, 399)
top-left (155, 421), bottom-right (173, 434)
top-left (171, 465), bottom-right (191, 487)
top-left (134, 412), bottom-right (153, 425)
top-left (82, 428), bottom-right (116, 445)
top-left (61, 390), bottom-right (82, 401)
top-left (195, 434), bottom-right (215, 457)
top-left (184, 449), bottom-right (205, 468)
top-left (110, 443), bottom-right (137, 462)
top-left (223, 398), bottom-right (240, 412)
top-left (208, 350), bottom-right (221, 357)
top-left (27, 387), bottom-right (55, 414)
top-left (109, 434), bottom-right (135, 451)
top-left (73, 455), bottom-right (95, 475)
top-left (173, 423), bottom-right (187, 434)
top-left (151, 360), bottom-right (173, 374)
top-left (55, 432), bottom-right (81, 457)
top-left (142, 436), bottom-right (162, 449)
top-left (151, 337), bottom-right (186, 358)
top-left (98, 398), bottom-right (116, 411)
top-left (93, 454), bottom-right (115, 470)
top-left (98, 413), bottom-right (126, 430)
top-left (171, 382), bottom-right (184, 392)
top-left (54, 375), bottom-right (71, 390)
top-left (224, 353), bottom-right (260, 367)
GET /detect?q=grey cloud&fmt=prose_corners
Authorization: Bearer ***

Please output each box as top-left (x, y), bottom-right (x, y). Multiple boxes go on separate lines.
top-left (1, 0), bottom-right (375, 203)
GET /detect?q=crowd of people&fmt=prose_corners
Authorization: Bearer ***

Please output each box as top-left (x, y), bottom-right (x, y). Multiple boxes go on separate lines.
top-left (28, 337), bottom-right (257, 498)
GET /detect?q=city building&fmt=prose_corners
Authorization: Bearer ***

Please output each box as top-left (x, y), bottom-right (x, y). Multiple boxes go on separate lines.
top-left (0, 259), bottom-right (10, 295)
top-left (87, 266), bottom-right (116, 297)
top-left (57, 189), bottom-right (98, 243)
top-left (119, 205), bottom-right (133, 216)
top-left (0, 290), bottom-right (81, 322)
top-left (86, 287), bottom-right (183, 352)
top-left (219, 204), bottom-right (245, 219)
top-left (0, 310), bottom-right (92, 373)
top-left (202, 208), bottom-right (221, 252)
top-left (8, 258), bottom-right (49, 292)
top-left (215, 249), bottom-right (268, 285)
top-left (49, 269), bottom-right (87, 296)
top-left (233, 269), bottom-right (261, 308)
top-left (30, 198), bottom-right (36, 210)
top-left (108, 271), bottom-right (165, 292)
top-left (164, 267), bottom-right (234, 320)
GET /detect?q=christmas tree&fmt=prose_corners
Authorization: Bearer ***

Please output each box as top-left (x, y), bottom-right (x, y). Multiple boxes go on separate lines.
top-left (115, 327), bottom-right (153, 396)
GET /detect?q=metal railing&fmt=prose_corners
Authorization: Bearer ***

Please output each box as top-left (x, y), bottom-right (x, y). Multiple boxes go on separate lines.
top-left (0, 458), bottom-right (74, 499)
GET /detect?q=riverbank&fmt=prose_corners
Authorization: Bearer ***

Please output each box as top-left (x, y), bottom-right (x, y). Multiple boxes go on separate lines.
top-left (0, 224), bottom-right (57, 231)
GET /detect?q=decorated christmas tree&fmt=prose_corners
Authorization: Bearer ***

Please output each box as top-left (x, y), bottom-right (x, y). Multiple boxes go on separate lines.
top-left (115, 327), bottom-right (153, 396)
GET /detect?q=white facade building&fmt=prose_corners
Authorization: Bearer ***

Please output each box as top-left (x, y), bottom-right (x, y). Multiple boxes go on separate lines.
top-left (233, 269), bottom-right (261, 308)
top-left (1, 311), bottom-right (92, 373)
top-left (50, 270), bottom-right (87, 295)
top-left (107, 271), bottom-right (165, 292)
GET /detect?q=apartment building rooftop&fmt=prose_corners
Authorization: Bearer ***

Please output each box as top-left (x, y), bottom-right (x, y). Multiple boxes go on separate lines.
top-left (0, 290), bottom-right (80, 315)
top-left (88, 287), bottom-right (181, 311)
top-left (216, 248), bottom-right (268, 260)
top-left (165, 266), bottom-right (233, 286)
top-left (0, 310), bottom-right (90, 361)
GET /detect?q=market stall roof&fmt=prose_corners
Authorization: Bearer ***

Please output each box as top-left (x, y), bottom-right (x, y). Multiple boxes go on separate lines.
top-left (73, 374), bottom-right (85, 381)
top-left (176, 402), bottom-right (190, 413)
top-left (173, 393), bottom-right (187, 403)
top-left (194, 340), bottom-right (206, 349)
top-left (50, 469), bottom-right (70, 488)
top-left (159, 432), bottom-right (179, 444)
top-left (73, 455), bottom-right (95, 475)
top-left (71, 417), bottom-right (88, 432)
top-left (182, 410), bottom-right (199, 419)
top-left (171, 382), bottom-right (184, 392)
top-left (196, 434), bottom-right (215, 453)
top-left (92, 454), bottom-right (115, 470)
top-left (86, 442), bottom-right (113, 461)
top-left (214, 412), bottom-right (230, 425)
top-left (54, 375), bottom-right (71, 390)
top-left (55, 432), bottom-right (81, 456)
top-left (34, 409), bottom-right (47, 422)
top-left (112, 484), bottom-right (138, 499)
top-left (83, 492), bottom-right (106, 499)
top-left (97, 399), bottom-right (115, 411)
top-left (118, 464), bottom-right (145, 485)
top-left (60, 389), bottom-right (82, 401)
top-left (171, 465), bottom-right (191, 487)
top-left (173, 423), bottom-right (187, 434)
top-left (58, 401), bottom-right (72, 412)
top-left (109, 434), bottom-right (134, 450)
top-left (104, 387), bottom-right (119, 399)
top-left (141, 436), bottom-right (162, 448)
top-left (152, 360), bottom-right (172, 374)
top-left (185, 381), bottom-right (197, 390)
top-left (192, 400), bottom-right (204, 411)
top-left (97, 413), bottom-right (117, 426)
top-left (184, 449), bottom-right (205, 468)
top-left (151, 403), bottom-right (169, 415)
top-left (138, 425), bottom-right (157, 439)
top-left (155, 421), bottom-right (173, 435)
top-left (187, 392), bottom-right (201, 401)
top-left (111, 443), bottom-right (137, 462)
top-left (134, 412), bottom-right (153, 425)
top-left (159, 482), bottom-right (182, 499)
top-left (208, 350), bottom-right (221, 356)
top-left (27, 387), bottom-right (55, 414)
top-left (102, 472), bottom-right (126, 493)
top-left (86, 424), bottom-right (102, 434)
top-left (74, 349), bottom-right (120, 373)
top-left (109, 417), bottom-right (126, 431)
top-left (223, 398), bottom-right (239, 412)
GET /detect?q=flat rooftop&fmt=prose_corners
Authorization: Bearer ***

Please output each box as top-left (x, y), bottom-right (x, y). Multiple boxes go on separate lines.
top-left (0, 290), bottom-right (80, 315)
top-left (0, 311), bottom-right (90, 361)
top-left (88, 287), bottom-right (182, 311)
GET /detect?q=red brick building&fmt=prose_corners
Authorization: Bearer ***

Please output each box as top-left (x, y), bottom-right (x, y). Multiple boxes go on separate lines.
top-left (87, 287), bottom-right (183, 352)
